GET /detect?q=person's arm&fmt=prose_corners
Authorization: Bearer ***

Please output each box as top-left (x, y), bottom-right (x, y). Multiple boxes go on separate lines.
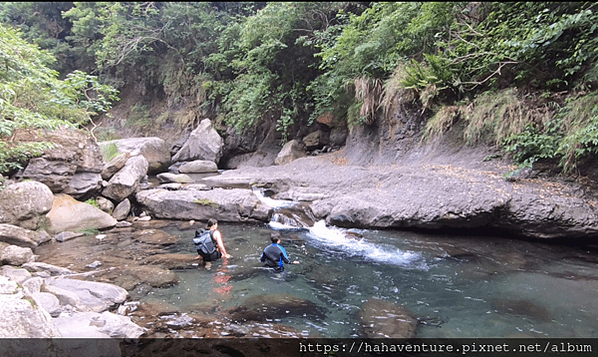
top-left (260, 249), bottom-right (266, 262)
top-left (214, 230), bottom-right (232, 258)
top-left (279, 246), bottom-right (290, 264)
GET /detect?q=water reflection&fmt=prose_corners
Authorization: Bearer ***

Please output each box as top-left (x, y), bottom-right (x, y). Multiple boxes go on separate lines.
top-left (211, 260), bottom-right (233, 296)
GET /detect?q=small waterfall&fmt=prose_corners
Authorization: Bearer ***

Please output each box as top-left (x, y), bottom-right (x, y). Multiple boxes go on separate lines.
top-left (252, 186), bottom-right (425, 268)
top-left (252, 186), bottom-right (315, 230)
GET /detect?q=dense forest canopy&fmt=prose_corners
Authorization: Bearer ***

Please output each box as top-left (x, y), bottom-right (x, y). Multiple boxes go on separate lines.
top-left (1, 2), bottom-right (597, 176)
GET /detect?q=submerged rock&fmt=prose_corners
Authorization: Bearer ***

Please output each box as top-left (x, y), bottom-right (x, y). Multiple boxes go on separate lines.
top-left (358, 297), bottom-right (418, 338)
top-left (490, 298), bottom-right (552, 322)
top-left (227, 293), bottom-right (326, 322)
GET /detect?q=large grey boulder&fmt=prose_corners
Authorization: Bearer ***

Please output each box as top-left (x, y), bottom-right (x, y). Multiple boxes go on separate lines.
top-left (112, 198), bottom-right (131, 221)
top-left (102, 155), bottom-right (149, 202)
top-left (0, 181), bottom-right (54, 230)
top-left (156, 172), bottom-right (193, 184)
top-left (1, 245), bottom-right (34, 266)
top-left (101, 152), bottom-right (130, 180)
top-left (274, 139), bottom-right (307, 165)
top-left (22, 262), bottom-right (77, 276)
top-left (20, 157), bottom-right (77, 193)
top-left (99, 137), bottom-right (170, 174)
top-left (178, 159), bottom-right (219, 174)
top-left (62, 172), bottom-right (103, 199)
top-left (18, 128), bottom-right (104, 194)
top-left (136, 187), bottom-right (272, 223)
top-left (44, 277), bottom-right (128, 313)
top-left (0, 224), bottom-right (51, 249)
top-left (172, 118), bottom-right (223, 164)
top-left (45, 194), bottom-right (117, 234)
top-left (303, 129), bottom-right (329, 150)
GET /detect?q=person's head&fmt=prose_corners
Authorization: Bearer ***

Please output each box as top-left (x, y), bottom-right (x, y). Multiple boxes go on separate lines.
top-left (270, 232), bottom-right (281, 244)
top-left (207, 218), bottom-right (218, 230)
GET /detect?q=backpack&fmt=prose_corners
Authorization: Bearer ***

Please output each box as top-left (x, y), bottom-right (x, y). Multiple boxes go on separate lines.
top-left (193, 229), bottom-right (217, 255)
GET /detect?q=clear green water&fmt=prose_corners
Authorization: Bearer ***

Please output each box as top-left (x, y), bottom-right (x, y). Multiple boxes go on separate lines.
top-left (131, 218), bottom-right (598, 338)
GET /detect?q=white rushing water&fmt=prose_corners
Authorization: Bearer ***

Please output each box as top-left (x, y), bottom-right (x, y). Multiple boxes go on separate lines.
top-left (253, 186), bottom-right (425, 268)
top-left (307, 220), bottom-right (425, 268)
top-left (251, 186), bottom-right (299, 209)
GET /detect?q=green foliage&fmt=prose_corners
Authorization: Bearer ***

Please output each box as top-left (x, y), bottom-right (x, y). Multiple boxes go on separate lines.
top-left (444, 2), bottom-right (598, 93)
top-left (100, 142), bottom-right (119, 162)
top-left (502, 91), bottom-right (598, 173)
top-left (4, 1), bottom-right (598, 179)
top-left (503, 122), bottom-right (561, 168)
top-left (311, 2), bottom-right (458, 126)
top-left (0, 141), bottom-right (55, 174)
top-left (0, 23), bottom-right (118, 174)
top-left (555, 92), bottom-right (598, 171)
top-left (126, 103), bottom-right (151, 129)
top-left (0, 2), bottom-right (76, 73)
top-left (85, 198), bottom-right (99, 208)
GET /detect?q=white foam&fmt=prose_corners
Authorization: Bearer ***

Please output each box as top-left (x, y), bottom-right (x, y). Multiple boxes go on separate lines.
top-left (268, 221), bottom-right (305, 231)
top-left (307, 220), bottom-right (425, 268)
top-left (252, 186), bottom-right (298, 209)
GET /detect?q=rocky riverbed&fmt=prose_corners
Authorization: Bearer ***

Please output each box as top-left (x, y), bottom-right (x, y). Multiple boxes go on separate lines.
top-left (2, 122), bottom-right (598, 348)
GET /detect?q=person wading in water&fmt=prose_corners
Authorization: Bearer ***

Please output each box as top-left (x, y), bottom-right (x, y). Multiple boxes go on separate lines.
top-left (196, 218), bottom-right (232, 269)
top-left (260, 232), bottom-right (299, 272)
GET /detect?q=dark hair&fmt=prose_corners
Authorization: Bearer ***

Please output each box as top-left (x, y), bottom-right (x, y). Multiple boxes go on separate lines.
top-left (270, 232), bottom-right (281, 244)
top-left (207, 218), bottom-right (218, 229)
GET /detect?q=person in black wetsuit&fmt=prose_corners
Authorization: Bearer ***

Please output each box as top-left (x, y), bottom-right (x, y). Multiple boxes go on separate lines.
top-left (260, 232), bottom-right (299, 272)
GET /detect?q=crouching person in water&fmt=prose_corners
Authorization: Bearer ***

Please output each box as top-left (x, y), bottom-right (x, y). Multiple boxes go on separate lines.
top-left (198, 218), bottom-right (232, 269)
top-left (260, 232), bottom-right (299, 272)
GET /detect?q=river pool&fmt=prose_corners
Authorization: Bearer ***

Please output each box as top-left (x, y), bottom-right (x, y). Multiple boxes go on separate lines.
top-left (131, 218), bottom-right (598, 339)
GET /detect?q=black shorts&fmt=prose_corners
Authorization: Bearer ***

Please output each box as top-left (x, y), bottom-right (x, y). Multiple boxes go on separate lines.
top-left (198, 250), bottom-right (222, 262)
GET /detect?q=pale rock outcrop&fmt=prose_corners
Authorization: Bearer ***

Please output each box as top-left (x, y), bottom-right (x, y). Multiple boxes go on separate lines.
top-left (274, 139), bottom-right (307, 165)
top-left (172, 119), bottom-right (223, 164)
top-left (177, 159), bottom-right (219, 173)
top-left (112, 198), bottom-right (131, 221)
top-left (18, 129), bottom-right (104, 196)
top-left (53, 311), bottom-right (144, 338)
top-left (1, 244), bottom-right (35, 266)
top-left (102, 155), bottom-right (149, 202)
top-left (0, 276), bottom-right (61, 338)
top-left (136, 187), bottom-right (272, 222)
top-left (96, 196), bottom-right (115, 213)
top-left (0, 181), bottom-right (54, 230)
top-left (156, 172), bottom-right (194, 184)
top-left (101, 152), bottom-right (130, 180)
top-left (62, 172), bottom-right (103, 199)
top-left (45, 194), bottom-right (117, 234)
top-left (0, 223), bottom-right (51, 249)
top-left (44, 277), bottom-right (128, 313)
top-left (99, 137), bottom-right (170, 174)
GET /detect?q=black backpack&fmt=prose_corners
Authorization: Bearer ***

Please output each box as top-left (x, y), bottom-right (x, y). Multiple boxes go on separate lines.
top-left (193, 229), bottom-right (217, 255)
